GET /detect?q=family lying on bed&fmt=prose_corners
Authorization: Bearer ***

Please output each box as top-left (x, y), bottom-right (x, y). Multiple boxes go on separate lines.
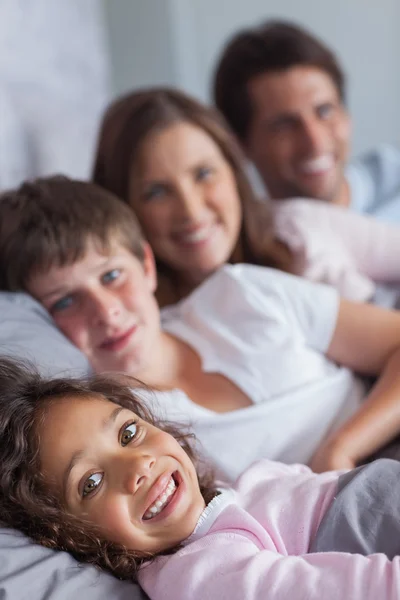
top-left (3, 20), bottom-right (400, 600)
top-left (1, 170), bottom-right (400, 598)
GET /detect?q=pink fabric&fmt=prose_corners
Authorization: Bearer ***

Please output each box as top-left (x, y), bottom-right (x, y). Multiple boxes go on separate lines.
top-left (139, 460), bottom-right (400, 600)
top-left (272, 198), bottom-right (400, 301)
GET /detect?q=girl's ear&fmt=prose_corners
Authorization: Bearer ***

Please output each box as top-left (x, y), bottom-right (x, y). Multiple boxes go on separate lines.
top-left (142, 242), bottom-right (158, 293)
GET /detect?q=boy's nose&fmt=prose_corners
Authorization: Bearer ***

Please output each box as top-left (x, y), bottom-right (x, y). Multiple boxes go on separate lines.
top-left (90, 290), bottom-right (122, 325)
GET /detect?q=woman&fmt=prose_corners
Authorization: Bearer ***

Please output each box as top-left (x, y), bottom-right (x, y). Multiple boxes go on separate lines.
top-left (93, 88), bottom-right (400, 307)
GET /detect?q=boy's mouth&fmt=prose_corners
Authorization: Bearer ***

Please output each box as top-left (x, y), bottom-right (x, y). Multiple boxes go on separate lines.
top-left (143, 473), bottom-right (179, 520)
top-left (99, 326), bottom-right (137, 352)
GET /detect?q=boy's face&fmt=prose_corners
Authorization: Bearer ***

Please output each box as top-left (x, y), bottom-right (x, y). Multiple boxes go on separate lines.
top-left (28, 241), bottom-right (161, 376)
top-left (39, 395), bottom-right (205, 553)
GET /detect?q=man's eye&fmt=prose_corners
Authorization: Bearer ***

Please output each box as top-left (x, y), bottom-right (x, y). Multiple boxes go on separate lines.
top-left (51, 296), bottom-right (73, 312)
top-left (120, 421), bottom-right (138, 447)
top-left (318, 103), bottom-right (335, 119)
top-left (82, 472), bottom-right (103, 497)
top-left (102, 269), bottom-right (121, 284)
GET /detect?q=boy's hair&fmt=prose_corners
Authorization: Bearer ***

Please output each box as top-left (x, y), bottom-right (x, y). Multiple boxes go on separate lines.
top-left (0, 357), bottom-right (216, 580)
top-left (0, 176), bottom-right (146, 292)
top-left (214, 20), bottom-right (346, 142)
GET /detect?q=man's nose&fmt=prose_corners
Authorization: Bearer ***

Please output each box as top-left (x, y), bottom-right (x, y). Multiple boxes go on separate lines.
top-left (300, 117), bottom-right (327, 156)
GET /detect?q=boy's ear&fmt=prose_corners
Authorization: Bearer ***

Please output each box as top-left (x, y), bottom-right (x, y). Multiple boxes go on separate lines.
top-left (142, 242), bottom-right (158, 293)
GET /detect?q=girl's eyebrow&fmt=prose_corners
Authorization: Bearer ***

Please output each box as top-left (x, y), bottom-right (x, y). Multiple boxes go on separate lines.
top-left (62, 405), bottom-right (126, 498)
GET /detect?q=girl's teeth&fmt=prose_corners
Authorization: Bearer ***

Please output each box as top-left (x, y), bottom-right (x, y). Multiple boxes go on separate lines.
top-left (144, 477), bottom-right (176, 520)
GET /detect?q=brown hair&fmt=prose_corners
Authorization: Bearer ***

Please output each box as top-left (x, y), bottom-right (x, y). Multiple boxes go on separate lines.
top-left (0, 357), bottom-right (216, 580)
top-left (0, 176), bottom-right (146, 292)
top-left (93, 87), bottom-right (294, 302)
top-left (214, 20), bottom-right (346, 143)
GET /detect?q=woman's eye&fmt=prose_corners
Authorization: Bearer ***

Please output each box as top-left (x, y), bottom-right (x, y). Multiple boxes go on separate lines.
top-left (318, 103), bottom-right (335, 120)
top-left (101, 269), bottom-right (121, 284)
top-left (51, 295), bottom-right (73, 313)
top-left (82, 472), bottom-right (103, 497)
top-left (196, 166), bottom-right (213, 181)
top-left (143, 183), bottom-right (167, 201)
top-left (121, 421), bottom-right (138, 447)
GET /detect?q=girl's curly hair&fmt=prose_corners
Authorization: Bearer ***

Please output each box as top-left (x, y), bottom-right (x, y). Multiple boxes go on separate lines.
top-left (0, 357), bottom-right (217, 580)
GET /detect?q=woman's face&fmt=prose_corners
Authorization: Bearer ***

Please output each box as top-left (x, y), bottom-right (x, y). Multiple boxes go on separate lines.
top-left (130, 122), bottom-right (242, 287)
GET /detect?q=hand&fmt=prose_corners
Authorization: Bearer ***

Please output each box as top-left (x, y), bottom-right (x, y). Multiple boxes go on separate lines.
top-left (309, 439), bottom-right (356, 473)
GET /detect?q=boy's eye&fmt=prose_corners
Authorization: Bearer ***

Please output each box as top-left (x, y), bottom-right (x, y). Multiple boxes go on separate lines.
top-left (120, 421), bottom-right (138, 447)
top-left (102, 269), bottom-right (121, 284)
top-left (51, 295), bottom-right (73, 313)
top-left (82, 472), bottom-right (103, 497)
top-left (195, 166), bottom-right (213, 181)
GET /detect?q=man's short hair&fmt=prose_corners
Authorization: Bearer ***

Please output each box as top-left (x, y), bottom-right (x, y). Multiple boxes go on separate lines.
top-left (0, 176), bottom-right (145, 291)
top-left (214, 20), bottom-right (346, 142)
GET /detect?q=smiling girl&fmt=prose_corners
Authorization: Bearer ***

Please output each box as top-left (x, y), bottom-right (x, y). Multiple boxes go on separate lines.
top-left (2, 358), bottom-right (400, 600)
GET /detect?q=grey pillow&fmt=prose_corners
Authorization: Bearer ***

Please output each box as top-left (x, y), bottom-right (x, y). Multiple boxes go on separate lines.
top-left (0, 291), bottom-right (91, 376)
top-left (0, 294), bottom-right (148, 598)
top-left (0, 529), bottom-right (147, 599)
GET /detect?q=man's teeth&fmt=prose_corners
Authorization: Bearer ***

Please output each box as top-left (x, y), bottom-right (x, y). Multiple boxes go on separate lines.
top-left (300, 155), bottom-right (334, 173)
top-left (144, 477), bottom-right (176, 520)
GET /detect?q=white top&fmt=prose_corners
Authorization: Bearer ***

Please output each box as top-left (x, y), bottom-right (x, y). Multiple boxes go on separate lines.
top-left (145, 265), bottom-right (366, 482)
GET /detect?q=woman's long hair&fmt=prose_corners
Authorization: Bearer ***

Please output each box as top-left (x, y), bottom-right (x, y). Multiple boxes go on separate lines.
top-left (93, 87), bottom-right (294, 303)
top-left (0, 357), bottom-right (216, 580)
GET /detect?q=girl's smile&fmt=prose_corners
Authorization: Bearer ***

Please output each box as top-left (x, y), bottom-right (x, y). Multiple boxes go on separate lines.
top-left (38, 395), bottom-right (205, 553)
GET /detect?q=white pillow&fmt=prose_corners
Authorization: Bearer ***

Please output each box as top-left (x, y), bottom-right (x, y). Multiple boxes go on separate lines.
top-left (0, 291), bottom-right (91, 377)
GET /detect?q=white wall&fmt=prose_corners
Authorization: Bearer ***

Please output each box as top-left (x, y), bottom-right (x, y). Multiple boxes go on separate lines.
top-left (104, 0), bottom-right (400, 155)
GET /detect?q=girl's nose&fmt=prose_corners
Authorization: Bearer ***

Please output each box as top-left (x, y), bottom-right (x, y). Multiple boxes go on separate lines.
top-left (176, 184), bottom-right (206, 223)
top-left (122, 454), bottom-right (156, 495)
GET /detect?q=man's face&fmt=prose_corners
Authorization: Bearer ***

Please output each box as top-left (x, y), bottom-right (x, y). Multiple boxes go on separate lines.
top-left (245, 66), bottom-right (351, 203)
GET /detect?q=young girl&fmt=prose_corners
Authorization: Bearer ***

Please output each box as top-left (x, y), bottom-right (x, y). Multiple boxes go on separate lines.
top-left (1, 357), bottom-right (400, 600)
top-left (93, 87), bottom-right (400, 307)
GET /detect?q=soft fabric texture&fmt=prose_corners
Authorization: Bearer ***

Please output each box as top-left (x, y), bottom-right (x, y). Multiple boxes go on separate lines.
top-left (272, 197), bottom-right (400, 304)
top-left (0, 529), bottom-right (147, 600)
top-left (154, 264), bottom-right (366, 481)
top-left (347, 143), bottom-right (400, 221)
top-left (140, 459), bottom-right (400, 600)
top-left (0, 291), bottom-right (91, 377)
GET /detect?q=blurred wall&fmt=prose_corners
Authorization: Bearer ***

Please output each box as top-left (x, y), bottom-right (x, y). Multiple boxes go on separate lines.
top-left (104, 0), bottom-right (400, 156)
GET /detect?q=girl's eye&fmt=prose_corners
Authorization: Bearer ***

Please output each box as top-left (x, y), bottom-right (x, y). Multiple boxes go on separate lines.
top-left (196, 166), bottom-right (213, 181)
top-left (143, 183), bottom-right (168, 201)
top-left (51, 295), bottom-right (73, 313)
top-left (82, 472), bottom-right (103, 497)
top-left (102, 269), bottom-right (121, 284)
top-left (120, 421), bottom-right (138, 447)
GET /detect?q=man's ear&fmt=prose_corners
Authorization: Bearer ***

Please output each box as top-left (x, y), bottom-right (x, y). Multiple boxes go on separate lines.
top-left (142, 242), bottom-right (158, 293)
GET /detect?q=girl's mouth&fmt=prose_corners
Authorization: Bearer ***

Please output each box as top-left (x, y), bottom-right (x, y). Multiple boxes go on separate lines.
top-left (143, 473), bottom-right (179, 520)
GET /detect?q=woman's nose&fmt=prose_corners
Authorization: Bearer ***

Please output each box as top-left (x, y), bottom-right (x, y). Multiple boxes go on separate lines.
top-left (176, 184), bottom-right (205, 223)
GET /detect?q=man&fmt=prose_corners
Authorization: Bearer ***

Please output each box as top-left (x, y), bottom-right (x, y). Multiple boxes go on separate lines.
top-left (214, 20), bottom-right (400, 221)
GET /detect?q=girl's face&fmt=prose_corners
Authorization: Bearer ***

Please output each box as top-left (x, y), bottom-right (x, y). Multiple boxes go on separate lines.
top-left (130, 122), bottom-right (242, 287)
top-left (39, 395), bottom-right (205, 554)
top-left (28, 242), bottom-right (161, 377)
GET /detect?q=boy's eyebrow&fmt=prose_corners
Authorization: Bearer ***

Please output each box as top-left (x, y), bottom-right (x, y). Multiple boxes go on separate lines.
top-left (63, 405), bottom-right (126, 498)
top-left (40, 287), bottom-right (69, 301)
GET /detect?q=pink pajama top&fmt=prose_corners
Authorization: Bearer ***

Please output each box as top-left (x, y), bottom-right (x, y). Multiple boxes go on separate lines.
top-left (139, 459), bottom-right (400, 600)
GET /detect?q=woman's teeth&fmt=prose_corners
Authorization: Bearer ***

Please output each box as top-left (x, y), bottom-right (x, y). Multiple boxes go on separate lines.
top-left (144, 477), bottom-right (176, 520)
